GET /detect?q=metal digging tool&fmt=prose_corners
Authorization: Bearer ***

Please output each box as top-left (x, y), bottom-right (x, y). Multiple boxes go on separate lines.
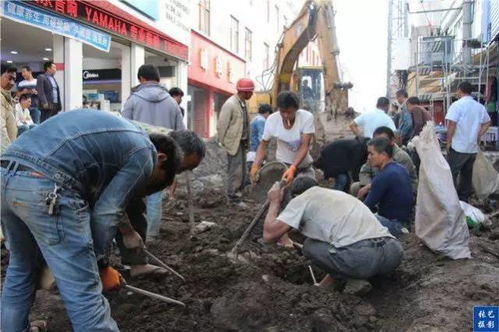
top-left (228, 179), bottom-right (287, 259)
top-left (145, 249), bottom-right (186, 282)
top-left (184, 171), bottom-right (196, 234)
top-left (123, 283), bottom-right (185, 307)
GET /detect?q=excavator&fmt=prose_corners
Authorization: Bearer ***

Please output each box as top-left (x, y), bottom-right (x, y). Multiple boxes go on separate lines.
top-left (253, 0), bottom-right (353, 143)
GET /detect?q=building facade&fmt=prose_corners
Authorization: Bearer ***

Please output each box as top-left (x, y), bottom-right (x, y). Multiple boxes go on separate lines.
top-left (187, 0), bottom-right (320, 137)
top-left (1, 0), bottom-right (190, 125)
top-left (388, 0), bottom-right (498, 124)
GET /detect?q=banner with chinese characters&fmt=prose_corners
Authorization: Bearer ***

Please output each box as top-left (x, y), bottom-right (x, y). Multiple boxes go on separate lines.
top-left (26, 0), bottom-right (189, 61)
top-left (2, 0), bottom-right (111, 52)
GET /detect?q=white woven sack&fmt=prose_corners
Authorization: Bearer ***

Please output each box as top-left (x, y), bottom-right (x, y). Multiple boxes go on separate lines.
top-left (412, 122), bottom-right (471, 259)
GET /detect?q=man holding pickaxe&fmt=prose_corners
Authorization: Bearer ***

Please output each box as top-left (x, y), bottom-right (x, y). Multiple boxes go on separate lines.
top-left (1, 110), bottom-right (182, 331)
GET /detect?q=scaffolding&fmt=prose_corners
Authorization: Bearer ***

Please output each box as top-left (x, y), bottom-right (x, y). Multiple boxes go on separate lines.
top-left (412, 35), bottom-right (492, 121)
top-left (387, 0), bottom-right (410, 98)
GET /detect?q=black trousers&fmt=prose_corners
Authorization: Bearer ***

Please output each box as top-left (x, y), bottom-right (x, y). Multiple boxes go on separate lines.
top-left (115, 198), bottom-right (149, 265)
top-left (447, 148), bottom-right (476, 202)
top-left (40, 105), bottom-right (60, 123)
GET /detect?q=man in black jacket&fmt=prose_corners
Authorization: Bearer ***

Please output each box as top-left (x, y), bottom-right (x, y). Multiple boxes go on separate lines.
top-left (314, 136), bottom-right (369, 192)
top-left (36, 61), bottom-right (61, 122)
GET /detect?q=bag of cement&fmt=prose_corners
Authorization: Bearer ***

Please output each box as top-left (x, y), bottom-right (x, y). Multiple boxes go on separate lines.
top-left (459, 201), bottom-right (491, 228)
top-left (412, 122), bottom-right (471, 259)
top-left (472, 151), bottom-right (499, 200)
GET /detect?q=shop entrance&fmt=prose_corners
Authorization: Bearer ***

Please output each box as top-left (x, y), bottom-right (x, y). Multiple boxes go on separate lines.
top-left (82, 42), bottom-right (124, 112)
top-left (0, 18), bottom-right (54, 84)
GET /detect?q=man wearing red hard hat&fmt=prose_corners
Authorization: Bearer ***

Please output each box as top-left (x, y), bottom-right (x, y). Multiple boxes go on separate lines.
top-left (217, 78), bottom-right (254, 205)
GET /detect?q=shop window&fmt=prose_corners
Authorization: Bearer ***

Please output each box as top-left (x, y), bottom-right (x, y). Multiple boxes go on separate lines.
top-left (199, 0), bottom-right (210, 35)
top-left (230, 16), bottom-right (239, 53)
top-left (245, 28), bottom-right (252, 61)
top-left (264, 42), bottom-right (270, 69)
top-left (275, 5), bottom-right (279, 32)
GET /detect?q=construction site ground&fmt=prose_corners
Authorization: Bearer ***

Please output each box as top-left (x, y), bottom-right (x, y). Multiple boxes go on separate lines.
top-left (13, 190), bottom-right (499, 331)
top-left (2, 119), bottom-right (499, 331)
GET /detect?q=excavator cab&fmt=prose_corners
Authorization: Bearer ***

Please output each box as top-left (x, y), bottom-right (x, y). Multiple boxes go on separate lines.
top-left (296, 67), bottom-right (324, 114)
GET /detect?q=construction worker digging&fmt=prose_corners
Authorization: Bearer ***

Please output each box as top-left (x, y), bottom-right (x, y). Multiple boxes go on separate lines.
top-left (0, 110), bottom-right (182, 331)
top-left (262, 177), bottom-right (403, 289)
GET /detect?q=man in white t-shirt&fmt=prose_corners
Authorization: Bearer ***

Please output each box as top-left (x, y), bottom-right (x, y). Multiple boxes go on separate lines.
top-left (17, 65), bottom-right (40, 124)
top-left (350, 97), bottom-right (396, 138)
top-left (263, 177), bottom-right (403, 288)
top-left (250, 91), bottom-right (315, 184)
top-left (445, 81), bottom-right (491, 202)
top-left (15, 95), bottom-right (36, 136)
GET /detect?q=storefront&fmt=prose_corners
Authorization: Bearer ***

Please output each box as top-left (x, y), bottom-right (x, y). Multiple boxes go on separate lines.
top-left (1, 0), bottom-right (189, 116)
top-left (188, 30), bottom-right (246, 138)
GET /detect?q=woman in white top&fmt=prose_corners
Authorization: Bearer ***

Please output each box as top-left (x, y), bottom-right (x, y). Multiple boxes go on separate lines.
top-left (250, 91), bottom-right (315, 184)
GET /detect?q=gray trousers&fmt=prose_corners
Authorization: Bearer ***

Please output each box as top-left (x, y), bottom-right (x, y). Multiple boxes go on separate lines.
top-left (303, 237), bottom-right (403, 280)
top-left (227, 145), bottom-right (247, 200)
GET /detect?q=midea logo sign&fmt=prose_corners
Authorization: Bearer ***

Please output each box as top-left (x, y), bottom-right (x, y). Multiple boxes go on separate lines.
top-left (83, 71), bottom-right (99, 79)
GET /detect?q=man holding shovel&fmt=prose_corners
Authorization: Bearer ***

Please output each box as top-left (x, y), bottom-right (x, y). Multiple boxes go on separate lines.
top-left (1, 110), bottom-right (181, 331)
top-left (262, 177), bottom-right (403, 288)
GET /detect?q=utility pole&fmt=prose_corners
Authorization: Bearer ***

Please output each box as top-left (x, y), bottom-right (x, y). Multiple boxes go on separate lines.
top-left (462, 0), bottom-right (473, 73)
top-left (386, 0), bottom-right (393, 99)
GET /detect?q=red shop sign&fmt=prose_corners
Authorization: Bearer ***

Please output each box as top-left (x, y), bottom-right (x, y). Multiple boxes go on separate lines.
top-left (27, 0), bottom-right (188, 60)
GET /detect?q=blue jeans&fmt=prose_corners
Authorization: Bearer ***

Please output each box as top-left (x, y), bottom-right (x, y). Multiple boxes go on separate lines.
top-left (29, 107), bottom-right (41, 124)
top-left (375, 215), bottom-right (408, 238)
top-left (333, 173), bottom-right (349, 192)
top-left (1, 166), bottom-right (118, 332)
top-left (146, 190), bottom-right (164, 240)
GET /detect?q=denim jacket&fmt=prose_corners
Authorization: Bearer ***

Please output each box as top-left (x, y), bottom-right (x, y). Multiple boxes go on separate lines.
top-left (1, 109), bottom-right (156, 258)
top-left (250, 114), bottom-right (266, 151)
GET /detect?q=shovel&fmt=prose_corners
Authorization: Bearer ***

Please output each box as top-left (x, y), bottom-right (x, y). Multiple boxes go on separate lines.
top-left (228, 179), bottom-right (287, 259)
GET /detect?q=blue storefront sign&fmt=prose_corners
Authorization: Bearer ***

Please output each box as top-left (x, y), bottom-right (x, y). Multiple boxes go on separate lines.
top-left (2, 1), bottom-right (111, 52)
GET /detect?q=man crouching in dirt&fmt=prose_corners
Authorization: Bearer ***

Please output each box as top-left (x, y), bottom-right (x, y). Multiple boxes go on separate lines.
top-left (1, 110), bottom-right (181, 331)
top-left (262, 177), bottom-right (403, 288)
top-left (116, 129), bottom-right (206, 278)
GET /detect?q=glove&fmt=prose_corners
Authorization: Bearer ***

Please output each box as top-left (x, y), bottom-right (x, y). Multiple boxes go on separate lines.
top-left (282, 165), bottom-right (297, 184)
top-left (250, 164), bottom-right (259, 183)
top-left (122, 230), bottom-right (145, 250)
top-left (99, 266), bottom-right (124, 292)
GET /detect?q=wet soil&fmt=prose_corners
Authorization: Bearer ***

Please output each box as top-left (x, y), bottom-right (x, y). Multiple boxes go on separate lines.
top-left (7, 188), bottom-right (496, 332)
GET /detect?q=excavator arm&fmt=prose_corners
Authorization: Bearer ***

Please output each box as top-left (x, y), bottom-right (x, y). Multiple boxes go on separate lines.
top-left (269, 0), bottom-right (351, 116)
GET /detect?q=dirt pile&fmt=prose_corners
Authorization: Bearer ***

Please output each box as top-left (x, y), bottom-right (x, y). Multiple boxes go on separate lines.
top-left (4, 191), bottom-right (498, 331)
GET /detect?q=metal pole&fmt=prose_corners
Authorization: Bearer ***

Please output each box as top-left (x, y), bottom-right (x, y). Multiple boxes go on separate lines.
top-left (387, 0), bottom-right (393, 99)
top-left (462, 0), bottom-right (473, 70)
top-left (123, 284), bottom-right (185, 307)
top-left (144, 249), bottom-right (186, 282)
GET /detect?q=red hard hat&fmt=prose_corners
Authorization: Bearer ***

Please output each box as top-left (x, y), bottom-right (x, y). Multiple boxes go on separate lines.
top-left (236, 78), bottom-right (255, 92)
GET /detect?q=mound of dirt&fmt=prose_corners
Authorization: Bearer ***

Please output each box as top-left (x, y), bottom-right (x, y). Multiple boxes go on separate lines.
top-left (3, 190), bottom-right (498, 331)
